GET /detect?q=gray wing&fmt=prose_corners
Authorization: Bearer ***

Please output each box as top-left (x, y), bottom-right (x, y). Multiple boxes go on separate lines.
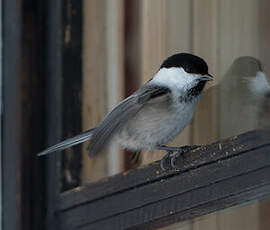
top-left (88, 84), bottom-right (171, 157)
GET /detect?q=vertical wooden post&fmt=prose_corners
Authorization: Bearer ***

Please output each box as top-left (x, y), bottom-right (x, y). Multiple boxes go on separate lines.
top-left (82, 0), bottom-right (108, 183)
top-left (140, 0), bottom-right (166, 83)
top-left (105, 0), bottom-right (125, 175)
top-left (192, 0), bottom-right (219, 145)
top-left (123, 0), bottom-right (142, 170)
top-left (82, 0), bottom-right (125, 182)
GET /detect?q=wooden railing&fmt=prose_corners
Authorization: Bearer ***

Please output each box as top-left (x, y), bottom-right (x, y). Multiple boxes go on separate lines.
top-left (57, 129), bottom-right (270, 229)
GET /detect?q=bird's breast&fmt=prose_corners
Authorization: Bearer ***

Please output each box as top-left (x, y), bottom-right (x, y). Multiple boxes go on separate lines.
top-left (115, 98), bottom-right (197, 151)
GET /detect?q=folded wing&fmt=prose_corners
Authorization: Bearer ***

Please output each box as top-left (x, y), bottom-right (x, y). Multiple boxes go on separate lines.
top-left (88, 84), bottom-right (171, 157)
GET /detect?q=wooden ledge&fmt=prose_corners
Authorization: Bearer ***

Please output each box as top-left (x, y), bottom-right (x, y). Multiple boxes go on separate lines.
top-left (57, 129), bottom-right (270, 229)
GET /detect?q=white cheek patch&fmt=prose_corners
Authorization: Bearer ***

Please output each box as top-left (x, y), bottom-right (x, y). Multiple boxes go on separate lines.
top-left (151, 67), bottom-right (201, 91)
top-left (247, 71), bottom-right (270, 95)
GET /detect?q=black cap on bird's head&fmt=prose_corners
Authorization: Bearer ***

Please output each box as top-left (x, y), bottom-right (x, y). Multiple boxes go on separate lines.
top-left (160, 53), bottom-right (212, 77)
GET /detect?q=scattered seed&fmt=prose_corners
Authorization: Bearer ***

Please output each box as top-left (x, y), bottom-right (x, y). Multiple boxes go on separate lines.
top-left (218, 143), bottom-right (222, 150)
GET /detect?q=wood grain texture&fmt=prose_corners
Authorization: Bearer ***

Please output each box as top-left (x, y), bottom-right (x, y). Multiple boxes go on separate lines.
top-left (79, 183), bottom-right (270, 230)
top-left (165, 0), bottom-right (193, 56)
top-left (105, 0), bottom-right (125, 175)
top-left (58, 129), bottom-right (270, 210)
top-left (123, 0), bottom-right (143, 170)
top-left (56, 129), bottom-right (270, 229)
top-left (219, 0), bottom-right (260, 77)
top-left (140, 0), bottom-right (166, 83)
top-left (192, 0), bottom-right (219, 145)
top-left (82, 0), bottom-right (108, 184)
top-left (56, 131), bottom-right (270, 226)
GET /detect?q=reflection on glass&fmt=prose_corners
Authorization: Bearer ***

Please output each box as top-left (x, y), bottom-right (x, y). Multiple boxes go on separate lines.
top-left (159, 199), bottom-right (270, 230)
top-left (197, 56), bottom-right (270, 145)
top-left (219, 56), bottom-right (270, 138)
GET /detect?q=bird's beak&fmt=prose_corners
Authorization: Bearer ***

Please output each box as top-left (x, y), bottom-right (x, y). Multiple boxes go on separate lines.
top-left (200, 74), bottom-right (213, 81)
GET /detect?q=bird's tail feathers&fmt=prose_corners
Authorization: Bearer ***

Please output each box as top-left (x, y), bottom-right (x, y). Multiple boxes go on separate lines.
top-left (37, 128), bottom-right (95, 156)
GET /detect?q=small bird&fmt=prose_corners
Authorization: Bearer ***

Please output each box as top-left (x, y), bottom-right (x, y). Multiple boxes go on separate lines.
top-left (38, 53), bottom-right (213, 169)
top-left (218, 56), bottom-right (270, 138)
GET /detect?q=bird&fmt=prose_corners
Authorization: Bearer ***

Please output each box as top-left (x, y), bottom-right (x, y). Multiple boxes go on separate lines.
top-left (216, 56), bottom-right (270, 138)
top-left (38, 53), bottom-right (213, 170)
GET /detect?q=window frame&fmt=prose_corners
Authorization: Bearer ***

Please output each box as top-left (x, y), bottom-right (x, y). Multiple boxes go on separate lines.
top-left (2, 0), bottom-right (46, 229)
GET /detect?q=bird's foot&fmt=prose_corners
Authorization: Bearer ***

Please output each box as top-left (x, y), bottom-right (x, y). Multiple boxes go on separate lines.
top-left (158, 145), bottom-right (200, 170)
top-left (160, 150), bottom-right (173, 170)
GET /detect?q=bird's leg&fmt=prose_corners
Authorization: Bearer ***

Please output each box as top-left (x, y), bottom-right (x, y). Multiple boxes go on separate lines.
top-left (170, 145), bottom-right (200, 168)
top-left (160, 150), bottom-right (174, 170)
top-left (129, 150), bottom-right (141, 164)
top-left (157, 145), bottom-right (200, 169)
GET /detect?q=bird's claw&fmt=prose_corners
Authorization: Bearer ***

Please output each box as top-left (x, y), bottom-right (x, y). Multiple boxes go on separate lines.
top-left (170, 151), bottom-right (182, 168)
top-left (160, 151), bottom-right (173, 170)
top-left (160, 145), bottom-right (200, 170)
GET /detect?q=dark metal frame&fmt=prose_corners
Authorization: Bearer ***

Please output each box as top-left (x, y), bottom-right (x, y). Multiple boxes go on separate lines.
top-left (2, 0), bottom-right (46, 229)
top-left (45, 0), bottom-right (82, 229)
top-left (2, 0), bottom-right (22, 229)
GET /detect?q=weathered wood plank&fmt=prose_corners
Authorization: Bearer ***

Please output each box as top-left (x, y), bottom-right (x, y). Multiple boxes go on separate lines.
top-left (71, 164), bottom-right (270, 230)
top-left (105, 0), bottom-right (125, 175)
top-left (58, 129), bottom-right (270, 211)
top-left (58, 143), bottom-right (270, 228)
top-left (81, 0), bottom-right (108, 184)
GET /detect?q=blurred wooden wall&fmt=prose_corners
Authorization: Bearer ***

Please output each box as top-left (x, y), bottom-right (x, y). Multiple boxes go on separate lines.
top-left (81, 0), bottom-right (270, 229)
